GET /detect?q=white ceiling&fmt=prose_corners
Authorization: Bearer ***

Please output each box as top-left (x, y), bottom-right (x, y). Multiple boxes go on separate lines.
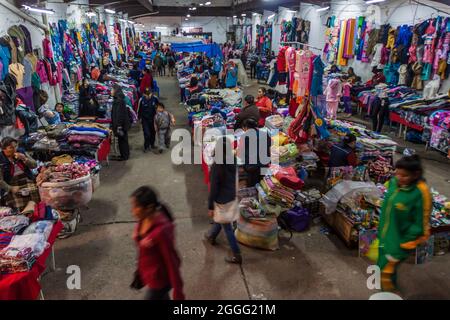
top-left (153, 0), bottom-right (233, 6)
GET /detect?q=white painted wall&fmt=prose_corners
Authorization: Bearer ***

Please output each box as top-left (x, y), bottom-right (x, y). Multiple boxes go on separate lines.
top-left (135, 16), bottom-right (230, 44)
top-left (267, 0), bottom-right (450, 92)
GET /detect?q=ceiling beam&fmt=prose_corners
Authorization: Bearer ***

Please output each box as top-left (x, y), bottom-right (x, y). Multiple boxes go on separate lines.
top-left (128, 6), bottom-right (233, 18)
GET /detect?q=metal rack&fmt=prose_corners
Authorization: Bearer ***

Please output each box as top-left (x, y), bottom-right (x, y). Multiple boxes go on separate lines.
top-left (280, 41), bottom-right (323, 52)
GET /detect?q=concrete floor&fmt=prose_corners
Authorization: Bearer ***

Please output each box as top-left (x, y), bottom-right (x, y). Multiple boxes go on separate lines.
top-left (41, 76), bottom-right (450, 300)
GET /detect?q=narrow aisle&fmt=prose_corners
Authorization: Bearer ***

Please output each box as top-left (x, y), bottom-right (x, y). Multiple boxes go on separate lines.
top-left (41, 75), bottom-right (248, 299)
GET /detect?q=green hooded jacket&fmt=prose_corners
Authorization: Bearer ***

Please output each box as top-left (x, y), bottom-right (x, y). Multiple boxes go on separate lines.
top-left (378, 177), bottom-right (432, 261)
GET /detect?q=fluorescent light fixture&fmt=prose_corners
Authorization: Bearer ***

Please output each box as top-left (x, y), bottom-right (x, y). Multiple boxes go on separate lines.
top-left (22, 5), bottom-right (55, 15)
top-left (287, 10), bottom-right (297, 13)
top-left (185, 18), bottom-right (189, 21)
top-left (241, 13), bottom-right (246, 16)
top-left (156, 26), bottom-right (167, 29)
top-left (187, 14), bottom-right (191, 17)
top-left (105, 8), bottom-right (116, 14)
top-left (268, 14), bottom-right (275, 19)
top-left (86, 11), bottom-right (97, 17)
top-left (119, 18), bottom-right (127, 22)
top-left (233, 15), bottom-right (237, 18)
top-left (316, 6), bottom-right (330, 12)
top-left (205, 1), bottom-right (212, 5)
top-left (189, 7), bottom-right (197, 11)
top-left (365, 0), bottom-right (385, 3)
top-left (128, 20), bottom-right (136, 24)
top-left (252, 13), bottom-right (258, 16)
top-left (200, 3), bottom-right (204, 6)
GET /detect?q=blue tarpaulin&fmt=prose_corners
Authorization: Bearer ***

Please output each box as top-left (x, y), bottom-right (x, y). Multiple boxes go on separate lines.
top-left (170, 43), bottom-right (223, 58)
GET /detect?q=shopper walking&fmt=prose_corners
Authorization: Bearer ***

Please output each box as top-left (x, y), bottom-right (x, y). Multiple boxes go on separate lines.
top-left (154, 102), bottom-right (175, 154)
top-left (140, 67), bottom-right (154, 96)
top-left (154, 53), bottom-right (164, 77)
top-left (111, 84), bottom-right (131, 161)
top-left (130, 186), bottom-right (185, 300)
top-left (138, 88), bottom-right (159, 152)
top-left (377, 155), bottom-right (431, 292)
top-left (204, 136), bottom-right (242, 264)
top-left (371, 94), bottom-right (390, 133)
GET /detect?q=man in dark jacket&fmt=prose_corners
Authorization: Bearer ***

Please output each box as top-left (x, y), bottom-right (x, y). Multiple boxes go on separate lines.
top-left (328, 133), bottom-right (358, 168)
top-left (138, 88), bottom-right (159, 152)
top-left (111, 84), bottom-right (131, 161)
top-left (234, 95), bottom-right (260, 130)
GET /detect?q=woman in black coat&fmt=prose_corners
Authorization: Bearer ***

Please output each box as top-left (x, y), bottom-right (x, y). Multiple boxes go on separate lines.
top-left (111, 84), bottom-right (131, 161)
top-left (78, 78), bottom-right (99, 117)
top-left (371, 95), bottom-right (390, 133)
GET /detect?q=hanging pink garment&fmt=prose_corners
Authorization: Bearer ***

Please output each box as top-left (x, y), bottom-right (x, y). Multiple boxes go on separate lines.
top-left (286, 47), bottom-right (296, 90)
top-left (297, 51), bottom-right (314, 97)
top-left (43, 38), bottom-right (53, 59)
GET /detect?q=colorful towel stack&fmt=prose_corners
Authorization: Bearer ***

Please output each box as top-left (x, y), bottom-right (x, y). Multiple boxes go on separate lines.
top-left (258, 176), bottom-right (295, 209)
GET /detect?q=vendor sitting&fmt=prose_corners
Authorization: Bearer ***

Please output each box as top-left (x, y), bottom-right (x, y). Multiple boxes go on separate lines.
top-left (328, 133), bottom-right (358, 167)
top-left (255, 87), bottom-right (273, 127)
top-left (39, 104), bottom-right (61, 125)
top-left (55, 103), bottom-right (71, 122)
top-left (0, 137), bottom-right (40, 210)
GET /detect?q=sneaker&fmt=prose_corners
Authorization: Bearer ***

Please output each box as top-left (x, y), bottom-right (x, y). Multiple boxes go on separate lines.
top-left (203, 233), bottom-right (217, 245)
top-left (225, 254), bottom-right (242, 264)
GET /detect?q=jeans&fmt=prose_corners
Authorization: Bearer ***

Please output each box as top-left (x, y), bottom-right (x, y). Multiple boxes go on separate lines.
top-left (180, 88), bottom-right (186, 102)
top-left (208, 223), bottom-right (240, 255)
top-left (118, 131), bottom-right (130, 160)
top-left (145, 286), bottom-right (171, 300)
top-left (157, 128), bottom-right (171, 150)
top-left (250, 64), bottom-right (257, 79)
top-left (142, 118), bottom-right (156, 150)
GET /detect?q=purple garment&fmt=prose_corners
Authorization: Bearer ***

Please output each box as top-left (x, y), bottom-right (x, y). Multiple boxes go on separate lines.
top-left (67, 135), bottom-right (102, 145)
top-left (16, 87), bottom-right (35, 111)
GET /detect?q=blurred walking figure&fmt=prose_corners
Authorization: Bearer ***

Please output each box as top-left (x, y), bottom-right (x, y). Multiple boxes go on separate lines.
top-left (130, 186), bottom-right (185, 300)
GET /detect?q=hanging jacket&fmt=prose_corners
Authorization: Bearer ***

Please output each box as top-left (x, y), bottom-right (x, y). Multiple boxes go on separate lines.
top-left (19, 25), bottom-right (33, 55)
top-left (277, 47), bottom-right (287, 73)
top-left (0, 74), bottom-right (17, 126)
top-left (0, 44), bottom-right (11, 80)
top-left (36, 60), bottom-right (48, 84)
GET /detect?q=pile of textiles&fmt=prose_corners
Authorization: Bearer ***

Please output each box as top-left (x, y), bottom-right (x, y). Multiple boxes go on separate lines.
top-left (37, 163), bottom-right (90, 184)
top-left (327, 165), bottom-right (369, 188)
top-left (390, 95), bottom-right (450, 127)
top-left (203, 89), bottom-right (243, 108)
top-left (295, 189), bottom-right (322, 215)
top-left (430, 190), bottom-right (450, 228)
top-left (66, 123), bottom-right (110, 149)
top-left (257, 176), bottom-right (295, 209)
top-left (270, 143), bottom-right (299, 166)
top-left (265, 115), bottom-right (285, 131)
top-left (358, 86), bottom-right (419, 111)
top-left (0, 202), bottom-right (57, 274)
top-left (367, 156), bottom-right (393, 183)
top-left (298, 151), bottom-right (319, 170)
top-left (239, 198), bottom-right (265, 219)
top-left (429, 110), bottom-right (450, 130)
top-left (358, 137), bottom-right (397, 162)
top-left (0, 207), bottom-right (14, 218)
top-left (270, 165), bottom-right (304, 190)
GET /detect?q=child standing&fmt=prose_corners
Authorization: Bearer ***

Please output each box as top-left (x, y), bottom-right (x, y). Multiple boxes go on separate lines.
top-left (324, 77), bottom-right (342, 120)
top-left (341, 76), bottom-right (353, 118)
top-left (154, 103), bottom-right (175, 154)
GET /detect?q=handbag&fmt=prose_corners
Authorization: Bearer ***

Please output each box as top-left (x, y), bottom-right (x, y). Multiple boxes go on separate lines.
top-left (213, 199), bottom-right (239, 224)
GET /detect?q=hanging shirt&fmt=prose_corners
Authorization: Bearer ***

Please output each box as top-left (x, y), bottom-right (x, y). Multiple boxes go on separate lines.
top-left (310, 56), bottom-right (325, 97)
top-left (297, 51), bottom-right (314, 97)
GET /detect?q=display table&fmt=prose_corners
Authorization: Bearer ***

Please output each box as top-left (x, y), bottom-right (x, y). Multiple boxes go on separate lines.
top-left (389, 111), bottom-right (424, 139)
top-left (0, 220), bottom-right (63, 300)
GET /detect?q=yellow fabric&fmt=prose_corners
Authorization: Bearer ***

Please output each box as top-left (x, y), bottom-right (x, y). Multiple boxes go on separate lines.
top-left (272, 133), bottom-right (289, 146)
top-left (9, 63), bottom-right (25, 89)
top-left (337, 20), bottom-right (348, 66)
top-left (51, 154), bottom-right (74, 166)
top-left (366, 238), bottom-right (379, 262)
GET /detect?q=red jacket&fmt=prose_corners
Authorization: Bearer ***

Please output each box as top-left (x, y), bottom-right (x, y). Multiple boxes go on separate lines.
top-left (140, 73), bottom-right (154, 94)
top-left (133, 213), bottom-right (185, 300)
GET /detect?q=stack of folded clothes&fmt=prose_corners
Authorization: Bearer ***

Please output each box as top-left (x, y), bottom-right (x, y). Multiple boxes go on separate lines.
top-left (265, 115), bottom-right (285, 131)
top-left (258, 176), bottom-right (295, 209)
top-left (239, 198), bottom-right (265, 219)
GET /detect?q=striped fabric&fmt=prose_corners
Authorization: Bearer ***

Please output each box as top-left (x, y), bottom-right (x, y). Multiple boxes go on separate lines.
top-left (235, 215), bottom-right (279, 251)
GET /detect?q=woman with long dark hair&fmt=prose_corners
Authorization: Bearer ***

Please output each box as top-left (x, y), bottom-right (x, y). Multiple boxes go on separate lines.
top-left (111, 84), bottom-right (131, 161)
top-left (130, 186), bottom-right (185, 300)
top-left (377, 155), bottom-right (431, 292)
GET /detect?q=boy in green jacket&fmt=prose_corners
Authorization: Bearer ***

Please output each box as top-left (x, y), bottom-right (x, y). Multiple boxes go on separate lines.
top-left (378, 155), bottom-right (431, 292)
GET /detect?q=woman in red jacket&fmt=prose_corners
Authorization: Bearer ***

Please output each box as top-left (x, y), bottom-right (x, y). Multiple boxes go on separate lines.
top-left (140, 67), bottom-right (154, 95)
top-left (130, 186), bottom-right (185, 300)
top-left (255, 87), bottom-right (273, 127)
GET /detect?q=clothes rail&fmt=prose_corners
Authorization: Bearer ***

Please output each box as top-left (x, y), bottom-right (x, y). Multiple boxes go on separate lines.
top-left (280, 41), bottom-right (323, 51)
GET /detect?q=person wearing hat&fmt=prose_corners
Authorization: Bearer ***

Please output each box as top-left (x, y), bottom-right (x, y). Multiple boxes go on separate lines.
top-left (328, 133), bottom-right (358, 168)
